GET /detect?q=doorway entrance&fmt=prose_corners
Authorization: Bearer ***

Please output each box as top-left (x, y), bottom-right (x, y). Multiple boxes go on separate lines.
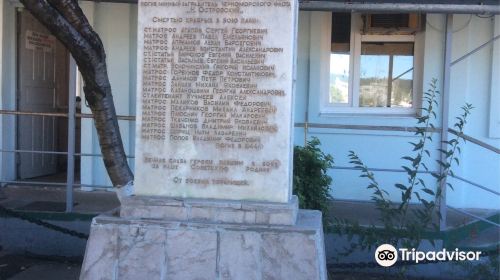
top-left (16, 9), bottom-right (80, 181)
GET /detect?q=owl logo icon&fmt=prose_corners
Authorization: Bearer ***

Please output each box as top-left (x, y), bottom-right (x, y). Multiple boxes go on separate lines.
top-left (375, 244), bottom-right (398, 267)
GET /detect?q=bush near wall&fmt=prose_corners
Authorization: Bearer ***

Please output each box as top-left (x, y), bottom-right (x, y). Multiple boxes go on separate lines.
top-left (293, 137), bottom-right (334, 217)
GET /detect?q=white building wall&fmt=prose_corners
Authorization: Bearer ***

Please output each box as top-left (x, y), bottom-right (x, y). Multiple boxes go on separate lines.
top-left (0, 2), bottom-right (138, 187)
top-left (1, 1), bottom-right (18, 182)
top-left (446, 15), bottom-right (500, 209)
top-left (490, 16), bottom-right (500, 139)
top-left (79, 1), bottom-right (97, 189)
top-left (80, 2), bottom-right (137, 189)
top-left (0, 3), bottom-right (497, 209)
top-left (295, 12), bottom-right (499, 209)
top-left (297, 12), bottom-right (441, 204)
top-left (293, 11), bottom-right (310, 146)
top-left (1, 0), bottom-right (4, 182)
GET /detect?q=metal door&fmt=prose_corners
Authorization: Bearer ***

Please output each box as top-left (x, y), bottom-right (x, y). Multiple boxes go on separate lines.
top-left (17, 10), bottom-right (66, 179)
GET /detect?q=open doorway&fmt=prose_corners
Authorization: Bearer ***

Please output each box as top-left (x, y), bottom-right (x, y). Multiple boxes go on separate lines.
top-left (16, 9), bottom-right (80, 182)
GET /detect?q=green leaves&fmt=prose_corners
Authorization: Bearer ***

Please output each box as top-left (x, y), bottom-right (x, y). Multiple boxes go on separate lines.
top-left (436, 159), bottom-right (450, 169)
top-left (410, 140), bottom-right (424, 151)
top-left (422, 188), bottom-right (435, 196)
top-left (293, 137), bottom-right (333, 227)
top-left (402, 166), bottom-right (416, 177)
top-left (402, 155), bottom-right (422, 168)
top-left (334, 79), bottom-right (473, 264)
top-left (395, 183), bottom-right (408, 190)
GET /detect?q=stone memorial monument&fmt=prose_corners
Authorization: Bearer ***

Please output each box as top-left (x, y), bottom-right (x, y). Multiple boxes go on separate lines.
top-left (80, 0), bottom-right (326, 279)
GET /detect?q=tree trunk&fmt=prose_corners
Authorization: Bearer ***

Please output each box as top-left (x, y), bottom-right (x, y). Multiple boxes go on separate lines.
top-left (20, 0), bottom-right (134, 188)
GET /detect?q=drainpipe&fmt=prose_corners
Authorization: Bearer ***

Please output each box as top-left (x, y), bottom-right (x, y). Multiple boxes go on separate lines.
top-left (299, 2), bottom-right (500, 14)
top-left (66, 57), bottom-right (77, 213)
top-left (439, 14), bottom-right (453, 232)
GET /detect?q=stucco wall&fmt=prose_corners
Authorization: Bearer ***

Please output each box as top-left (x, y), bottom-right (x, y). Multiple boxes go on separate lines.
top-left (1, 1), bottom-right (17, 182)
top-left (0, 0), bottom-right (4, 182)
top-left (446, 15), bottom-right (500, 209)
top-left (296, 12), bottom-right (499, 209)
top-left (79, 2), bottom-right (137, 189)
top-left (1, 3), bottom-right (497, 209)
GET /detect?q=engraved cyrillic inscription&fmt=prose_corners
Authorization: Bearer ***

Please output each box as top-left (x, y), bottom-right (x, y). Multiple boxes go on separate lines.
top-left (136, 0), bottom-right (296, 202)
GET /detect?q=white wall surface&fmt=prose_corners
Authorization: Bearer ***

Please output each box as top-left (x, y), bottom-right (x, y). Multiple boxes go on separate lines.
top-left (79, 2), bottom-right (137, 189)
top-left (297, 12), bottom-right (441, 204)
top-left (79, 1), bottom-right (98, 189)
top-left (446, 14), bottom-right (500, 209)
top-left (295, 12), bottom-right (499, 209)
top-left (1, 4), bottom-right (497, 209)
top-left (489, 16), bottom-right (500, 139)
top-left (294, 11), bottom-right (311, 146)
top-left (1, 0), bottom-right (4, 182)
top-left (1, 2), bottom-right (17, 182)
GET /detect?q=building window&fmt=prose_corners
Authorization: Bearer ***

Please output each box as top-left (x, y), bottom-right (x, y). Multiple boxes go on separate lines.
top-left (359, 41), bottom-right (414, 108)
top-left (326, 13), bottom-right (423, 114)
top-left (330, 13), bottom-right (351, 105)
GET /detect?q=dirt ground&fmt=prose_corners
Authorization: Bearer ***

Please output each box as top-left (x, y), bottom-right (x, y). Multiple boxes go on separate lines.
top-left (0, 254), bottom-right (81, 280)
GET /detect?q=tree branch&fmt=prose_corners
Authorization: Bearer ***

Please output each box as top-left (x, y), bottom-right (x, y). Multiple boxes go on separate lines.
top-left (46, 0), bottom-right (105, 60)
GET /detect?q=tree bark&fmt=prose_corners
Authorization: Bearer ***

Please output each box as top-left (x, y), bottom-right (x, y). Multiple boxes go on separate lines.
top-left (20, 0), bottom-right (134, 187)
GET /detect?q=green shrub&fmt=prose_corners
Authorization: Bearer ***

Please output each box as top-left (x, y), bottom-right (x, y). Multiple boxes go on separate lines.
top-left (337, 79), bottom-right (473, 252)
top-left (293, 137), bottom-right (334, 216)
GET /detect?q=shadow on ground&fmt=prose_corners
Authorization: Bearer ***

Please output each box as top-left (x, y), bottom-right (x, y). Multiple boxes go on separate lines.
top-left (0, 253), bottom-right (81, 280)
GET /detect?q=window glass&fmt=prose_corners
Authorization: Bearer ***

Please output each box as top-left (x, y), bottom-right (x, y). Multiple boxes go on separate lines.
top-left (330, 54), bottom-right (350, 104)
top-left (391, 55), bottom-right (413, 107)
top-left (359, 42), bottom-right (414, 107)
top-left (330, 13), bottom-right (351, 104)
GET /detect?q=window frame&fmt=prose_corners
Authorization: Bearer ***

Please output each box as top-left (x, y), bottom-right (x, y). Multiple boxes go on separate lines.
top-left (320, 13), bottom-right (423, 116)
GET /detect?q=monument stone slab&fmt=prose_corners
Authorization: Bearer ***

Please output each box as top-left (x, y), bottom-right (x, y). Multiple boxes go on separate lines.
top-left (134, 0), bottom-right (296, 202)
top-left (80, 210), bottom-right (327, 280)
top-left (81, 0), bottom-right (327, 279)
top-left (119, 195), bottom-right (299, 225)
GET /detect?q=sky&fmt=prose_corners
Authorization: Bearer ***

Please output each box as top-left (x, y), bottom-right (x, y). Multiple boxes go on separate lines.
top-left (330, 53), bottom-right (413, 80)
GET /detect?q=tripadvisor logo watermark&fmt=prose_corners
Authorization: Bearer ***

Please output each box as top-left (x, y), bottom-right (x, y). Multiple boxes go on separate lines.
top-left (375, 244), bottom-right (482, 267)
top-left (375, 244), bottom-right (398, 267)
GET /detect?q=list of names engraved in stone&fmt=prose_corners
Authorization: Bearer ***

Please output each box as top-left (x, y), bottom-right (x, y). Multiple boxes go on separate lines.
top-left (136, 0), bottom-right (296, 202)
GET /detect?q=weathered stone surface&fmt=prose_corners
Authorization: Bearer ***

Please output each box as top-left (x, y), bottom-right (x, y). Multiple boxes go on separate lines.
top-left (120, 195), bottom-right (298, 225)
top-left (166, 229), bottom-right (217, 280)
top-left (261, 233), bottom-right (321, 280)
top-left (80, 223), bottom-right (117, 280)
top-left (121, 204), bottom-right (188, 220)
top-left (117, 226), bottom-right (166, 280)
top-left (189, 206), bottom-right (214, 222)
top-left (82, 0), bottom-right (325, 278)
top-left (219, 231), bottom-right (261, 280)
top-left (134, 0), bottom-right (298, 203)
top-left (80, 210), bottom-right (326, 280)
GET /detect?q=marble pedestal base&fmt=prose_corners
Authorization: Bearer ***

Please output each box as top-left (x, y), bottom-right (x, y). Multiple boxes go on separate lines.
top-left (120, 195), bottom-right (299, 225)
top-left (80, 200), bottom-right (327, 280)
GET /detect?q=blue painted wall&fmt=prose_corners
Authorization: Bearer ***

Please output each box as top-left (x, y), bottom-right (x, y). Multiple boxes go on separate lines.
top-left (295, 12), bottom-right (499, 209)
top-left (1, 3), bottom-right (498, 209)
